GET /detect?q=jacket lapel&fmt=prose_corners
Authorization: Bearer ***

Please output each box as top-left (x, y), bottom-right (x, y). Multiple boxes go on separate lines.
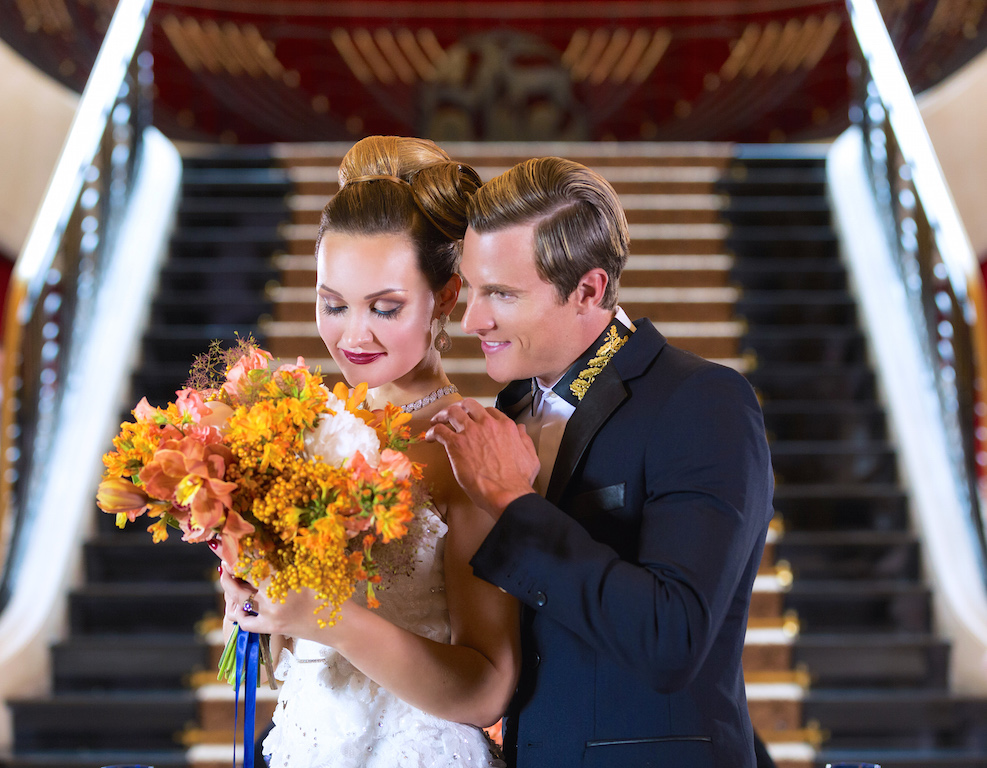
top-left (493, 319), bottom-right (666, 507)
top-left (545, 319), bottom-right (666, 504)
top-left (544, 363), bottom-right (626, 503)
top-left (495, 378), bottom-right (533, 417)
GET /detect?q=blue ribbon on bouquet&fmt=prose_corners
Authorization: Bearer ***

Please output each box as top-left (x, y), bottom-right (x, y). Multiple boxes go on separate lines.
top-left (233, 626), bottom-right (260, 768)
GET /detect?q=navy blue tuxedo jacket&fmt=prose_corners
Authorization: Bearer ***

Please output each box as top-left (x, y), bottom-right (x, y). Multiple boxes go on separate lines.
top-left (471, 319), bottom-right (774, 768)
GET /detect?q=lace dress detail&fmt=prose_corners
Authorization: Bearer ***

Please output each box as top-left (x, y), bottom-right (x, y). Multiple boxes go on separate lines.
top-left (263, 505), bottom-right (505, 768)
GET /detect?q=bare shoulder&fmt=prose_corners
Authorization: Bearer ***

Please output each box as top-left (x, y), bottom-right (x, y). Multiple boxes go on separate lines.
top-left (405, 435), bottom-right (468, 518)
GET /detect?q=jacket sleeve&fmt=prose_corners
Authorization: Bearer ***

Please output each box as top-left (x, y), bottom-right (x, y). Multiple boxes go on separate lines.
top-left (470, 364), bottom-right (774, 692)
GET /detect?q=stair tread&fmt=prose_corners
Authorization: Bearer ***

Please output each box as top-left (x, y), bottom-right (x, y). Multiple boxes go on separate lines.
top-left (4, 749), bottom-right (187, 766)
top-left (796, 633), bottom-right (944, 647)
top-left (74, 582), bottom-right (217, 595)
top-left (773, 483), bottom-right (905, 497)
top-left (781, 530), bottom-right (916, 544)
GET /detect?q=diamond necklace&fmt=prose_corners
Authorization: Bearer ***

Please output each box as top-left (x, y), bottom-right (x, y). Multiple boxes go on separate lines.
top-left (400, 384), bottom-right (458, 413)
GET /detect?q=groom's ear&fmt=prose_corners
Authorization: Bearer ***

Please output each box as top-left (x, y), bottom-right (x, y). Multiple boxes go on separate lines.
top-left (571, 268), bottom-right (609, 314)
top-left (436, 273), bottom-right (462, 316)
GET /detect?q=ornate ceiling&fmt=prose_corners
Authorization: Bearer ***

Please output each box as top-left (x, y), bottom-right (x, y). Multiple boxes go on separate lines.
top-left (4, 0), bottom-right (987, 143)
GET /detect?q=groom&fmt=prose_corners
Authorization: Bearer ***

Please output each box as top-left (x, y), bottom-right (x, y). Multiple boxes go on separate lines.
top-left (428, 157), bottom-right (774, 768)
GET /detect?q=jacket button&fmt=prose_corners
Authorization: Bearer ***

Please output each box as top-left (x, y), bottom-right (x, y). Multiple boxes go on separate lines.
top-left (533, 653), bottom-right (541, 667)
top-left (534, 591), bottom-right (547, 607)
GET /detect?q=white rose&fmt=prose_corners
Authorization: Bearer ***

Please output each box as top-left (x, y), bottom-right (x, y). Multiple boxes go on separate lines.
top-left (304, 393), bottom-right (381, 467)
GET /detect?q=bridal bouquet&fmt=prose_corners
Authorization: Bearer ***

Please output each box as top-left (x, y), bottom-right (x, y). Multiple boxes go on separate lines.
top-left (96, 339), bottom-right (421, 638)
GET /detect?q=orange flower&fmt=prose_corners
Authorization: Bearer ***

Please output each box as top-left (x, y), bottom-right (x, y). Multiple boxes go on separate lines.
top-left (374, 500), bottom-right (414, 543)
top-left (222, 348), bottom-right (273, 398)
top-left (140, 436), bottom-right (237, 532)
top-left (96, 476), bottom-right (151, 524)
top-left (215, 508), bottom-right (255, 564)
top-left (379, 449), bottom-right (414, 481)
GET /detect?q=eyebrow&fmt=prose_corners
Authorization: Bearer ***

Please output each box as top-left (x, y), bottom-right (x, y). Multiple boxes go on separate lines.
top-left (318, 284), bottom-right (407, 300)
top-left (480, 283), bottom-right (520, 294)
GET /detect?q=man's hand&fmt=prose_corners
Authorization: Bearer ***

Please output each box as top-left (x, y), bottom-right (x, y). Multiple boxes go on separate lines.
top-left (427, 398), bottom-right (539, 521)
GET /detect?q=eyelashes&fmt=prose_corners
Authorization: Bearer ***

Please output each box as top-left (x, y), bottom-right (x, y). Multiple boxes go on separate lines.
top-left (319, 299), bottom-right (401, 320)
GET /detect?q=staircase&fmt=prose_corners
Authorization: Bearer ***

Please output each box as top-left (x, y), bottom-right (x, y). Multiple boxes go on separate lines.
top-left (2, 150), bottom-right (289, 768)
top-left (5, 141), bottom-right (987, 768)
top-left (724, 146), bottom-right (987, 767)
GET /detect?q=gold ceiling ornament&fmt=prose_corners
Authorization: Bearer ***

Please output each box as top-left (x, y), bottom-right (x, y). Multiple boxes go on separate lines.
top-left (15, 0), bottom-right (73, 35)
top-left (720, 13), bottom-right (842, 81)
top-left (331, 28), bottom-right (447, 86)
top-left (161, 15), bottom-right (285, 79)
top-left (563, 28), bottom-right (671, 85)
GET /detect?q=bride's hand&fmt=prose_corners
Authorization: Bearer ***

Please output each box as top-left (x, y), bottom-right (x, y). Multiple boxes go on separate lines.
top-left (227, 576), bottom-right (356, 642)
top-left (218, 560), bottom-right (258, 625)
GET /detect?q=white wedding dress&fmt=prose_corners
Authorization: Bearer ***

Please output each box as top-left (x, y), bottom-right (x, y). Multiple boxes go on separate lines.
top-left (262, 505), bottom-right (506, 767)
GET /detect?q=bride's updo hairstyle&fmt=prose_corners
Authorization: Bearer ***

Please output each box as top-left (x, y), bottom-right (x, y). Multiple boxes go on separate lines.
top-left (316, 136), bottom-right (482, 291)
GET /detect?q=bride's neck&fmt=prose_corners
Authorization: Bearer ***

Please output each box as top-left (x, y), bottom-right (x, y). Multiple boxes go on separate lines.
top-left (364, 352), bottom-right (450, 411)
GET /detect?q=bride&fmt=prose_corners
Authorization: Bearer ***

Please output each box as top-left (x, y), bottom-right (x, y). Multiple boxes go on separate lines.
top-left (218, 136), bottom-right (521, 767)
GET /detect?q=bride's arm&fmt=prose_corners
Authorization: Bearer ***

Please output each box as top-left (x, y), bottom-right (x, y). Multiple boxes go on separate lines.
top-left (233, 456), bottom-right (521, 727)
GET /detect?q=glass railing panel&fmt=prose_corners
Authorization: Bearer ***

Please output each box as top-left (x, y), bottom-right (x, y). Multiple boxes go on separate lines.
top-left (848, 0), bottom-right (987, 576)
top-left (0, 0), bottom-right (154, 609)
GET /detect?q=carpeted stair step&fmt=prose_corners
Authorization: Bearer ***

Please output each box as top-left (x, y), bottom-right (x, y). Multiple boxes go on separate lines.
top-left (180, 165), bottom-right (291, 199)
top-left (8, 691), bottom-right (198, 750)
top-left (748, 366), bottom-right (876, 401)
top-left (761, 401), bottom-right (887, 442)
top-left (141, 325), bottom-right (265, 363)
top-left (783, 580), bottom-right (931, 634)
top-left (776, 530), bottom-right (920, 581)
top-left (178, 196), bottom-right (290, 229)
top-left (736, 291), bottom-right (857, 325)
top-left (263, 322), bottom-right (742, 365)
top-left (152, 294), bottom-right (273, 326)
top-left (815, 748), bottom-right (987, 768)
top-left (804, 690), bottom-right (987, 750)
top-left (731, 256), bottom-right (848, 291)
top-left (84, 535), bottom-right (217, 584)
top-left (770, 440), bottom-right (897, 485)
top-left (2, 749), bottom-right (188, 768)
top-left (68, 582), bottom-right (219, 635)
top-left (725, 226), bottom-right (838, 260)
top-left (290, 163), bottom-right (727, 197)
top-left (159, 254), bottom-right (279, 293)
top-left (741, 326), bottom-right (867, 365)
top-left (51, 634), bottom-right (211, 691)
top-left (715, 165), bottom-right (828, 197)
top-left (772, 483), bottom-right (910, 532)
top-left (275, 251), bottom-right (737, 290)
top-left (793, 633), bottom-right (949, 689)
top-left (269, 284), bottom-right (740, 324)
top-left (720, 196), bottom-right (832, 227)
top-left (170, 226), bottom-right (285, 261)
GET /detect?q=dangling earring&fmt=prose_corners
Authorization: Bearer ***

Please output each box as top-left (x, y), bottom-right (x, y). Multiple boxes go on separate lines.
top-left (434, 314), bottom-right (452, 353)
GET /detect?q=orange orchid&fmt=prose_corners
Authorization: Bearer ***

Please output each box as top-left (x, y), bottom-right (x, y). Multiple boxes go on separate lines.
top-left (139, 436), bottom-right (237, 532)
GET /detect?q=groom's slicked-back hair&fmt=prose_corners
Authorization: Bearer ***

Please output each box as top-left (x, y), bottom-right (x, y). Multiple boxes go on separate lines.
top-left (468, 157), bottom-right (629, 311)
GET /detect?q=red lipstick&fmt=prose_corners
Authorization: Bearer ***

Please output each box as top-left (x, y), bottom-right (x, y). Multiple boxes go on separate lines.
top-left (343, 351), bottom-right (383, 365)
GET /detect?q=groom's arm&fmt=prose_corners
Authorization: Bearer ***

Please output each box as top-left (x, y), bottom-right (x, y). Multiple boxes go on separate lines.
top-left (432, 365), bottom-right (774, 690)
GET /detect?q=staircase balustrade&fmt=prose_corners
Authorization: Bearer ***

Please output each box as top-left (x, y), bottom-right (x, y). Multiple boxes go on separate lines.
top-left (847, 0), bottom-right (987, 581)
top-left (0, 0), bottom-right (154, 610)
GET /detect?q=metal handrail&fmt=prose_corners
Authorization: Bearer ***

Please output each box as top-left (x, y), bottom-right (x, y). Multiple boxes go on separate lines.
top-left (848, 0), bottom-right (987, 573)
top-left (0, 0), bottom-right (154, 607)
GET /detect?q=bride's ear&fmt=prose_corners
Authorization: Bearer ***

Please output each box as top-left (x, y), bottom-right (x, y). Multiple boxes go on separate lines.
top-left (435, 274), bottom-right (462, 316)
